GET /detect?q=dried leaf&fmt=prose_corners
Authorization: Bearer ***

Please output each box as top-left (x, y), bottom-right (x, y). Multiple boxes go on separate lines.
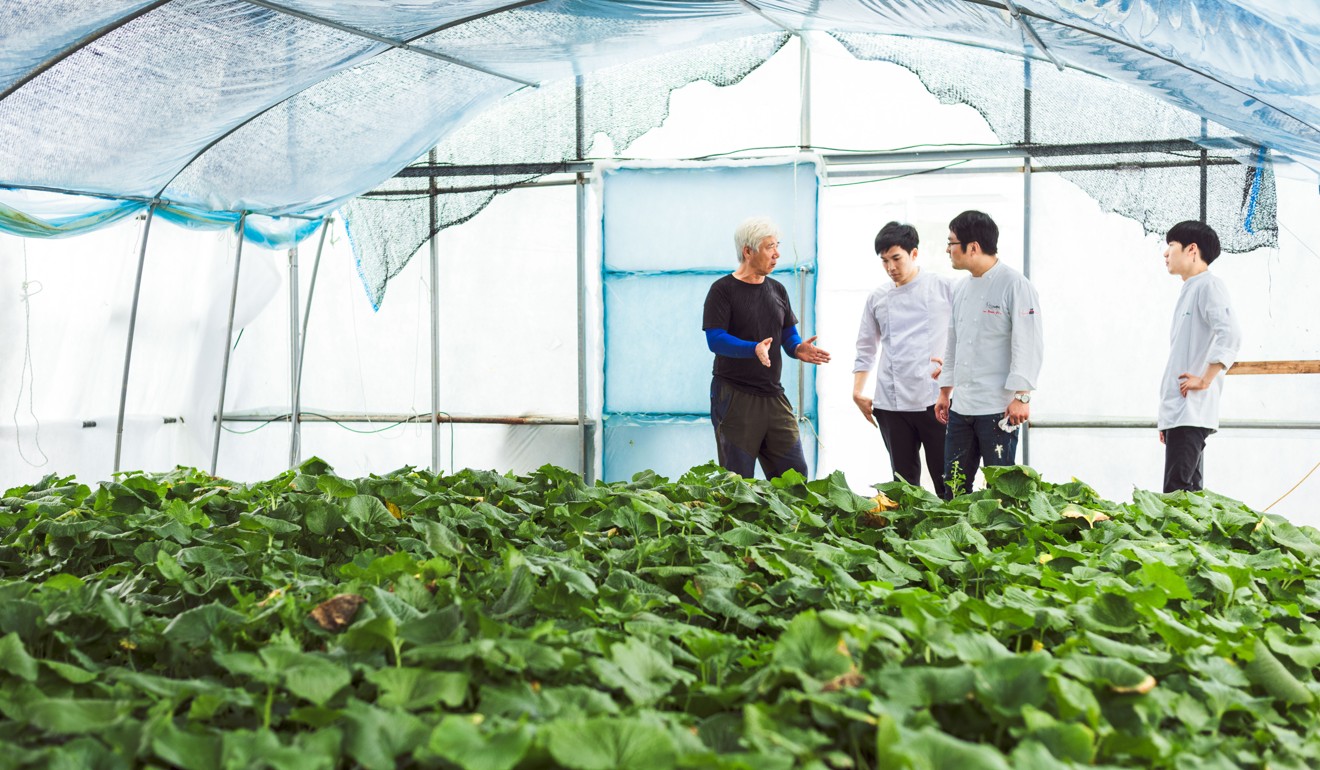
top-left (310, 594), bottom-right (367, 633)
top-left (821, 669), bottom-right (864, 692)
top-left (870, 493), bottom-right (899, 512)
top-left (1061, 504), bottom-right (1112, 528)
top-left (859, 512), bottom-right (889, 528)
top-left (1111, 675), bottom-right (1157, 695)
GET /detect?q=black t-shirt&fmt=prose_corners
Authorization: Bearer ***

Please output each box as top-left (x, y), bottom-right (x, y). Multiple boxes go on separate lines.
top-left (702, 274), bottom-right (798, 396)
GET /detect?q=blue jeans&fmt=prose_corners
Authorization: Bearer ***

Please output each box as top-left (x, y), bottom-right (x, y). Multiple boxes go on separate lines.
top-left (943, 410), bottom-right (1019, 496)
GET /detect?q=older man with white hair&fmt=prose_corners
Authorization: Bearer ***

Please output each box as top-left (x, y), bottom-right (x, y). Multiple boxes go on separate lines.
top-left (702, 216), bottom-right (830, 478)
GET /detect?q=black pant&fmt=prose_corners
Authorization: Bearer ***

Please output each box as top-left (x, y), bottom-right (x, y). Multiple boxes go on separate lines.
top-left (874, 406), bottom-right (949, 499)
top-left (1164, 426), bottom-right (1213, 493)
top-left (710, 378), bottom-right (808, 479)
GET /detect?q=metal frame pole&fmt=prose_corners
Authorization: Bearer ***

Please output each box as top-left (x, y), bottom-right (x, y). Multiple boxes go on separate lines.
top-left (1199, 117), bottom-right (1209, 222)
top-left (797, 35), bottom-right (811, 451)
top-left (429, 149), bottom-right (442, 473)
top-left (287, 245), bottom-right (300, 467)
top-left (1021, 54), bottom-right (1033, 467)
top-left (1022, 162), bottom-right (1033, 468)
top-left (575, 75), bottom-right (592, 482)
top-left (113, 205), bottom-right (156, 474)
top-left (211, 214), bottom-right (247, 476)
top-left (292, 217), bottom-right (331, 468)
top-left (798, 35), bottom-right (811, 151)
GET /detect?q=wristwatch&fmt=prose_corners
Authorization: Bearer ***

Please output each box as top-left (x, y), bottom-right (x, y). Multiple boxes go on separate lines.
top-left (1013, 392), bottom-right (1031, 404)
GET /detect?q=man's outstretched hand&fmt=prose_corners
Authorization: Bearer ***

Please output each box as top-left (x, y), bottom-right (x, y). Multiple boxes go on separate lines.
top-left (755, 338), bottom-right (773, 367)
top-left (795, 336), bottom-right (831, 365)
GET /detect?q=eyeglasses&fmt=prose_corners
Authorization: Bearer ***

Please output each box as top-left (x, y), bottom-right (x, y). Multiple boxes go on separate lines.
top-left (946, 241), bottom-right (962, 249)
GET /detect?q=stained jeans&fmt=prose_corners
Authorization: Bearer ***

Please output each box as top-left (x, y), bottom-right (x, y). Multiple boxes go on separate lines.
top-left (942, 410), bottom-right (1019, 497)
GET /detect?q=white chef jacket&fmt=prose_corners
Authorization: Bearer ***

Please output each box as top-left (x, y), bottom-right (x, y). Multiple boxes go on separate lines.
top-left (1158, 271), bottom-right (1242, 431)
top-left (938, 261), bottom-right (1044, 415)
top-left (853, 271), bottom-right (954, 411)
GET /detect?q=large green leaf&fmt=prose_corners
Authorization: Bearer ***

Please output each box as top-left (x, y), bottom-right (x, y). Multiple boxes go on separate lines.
top-left (545, 716), bottom-right (679, 770)
top-left (344, 495), bottom-right (399, 533)
top-left (341, 700), bottom-right (429, 770)
top-left (771, 611), bottom-right (855, 682)
top-left (0, 632), bottom-right (38, 682)
top-left (280, 658), bottom-right (352, 707)
top-left (899, 726), bottom-right (1011, 770)
top-left (163, 604), bottom-right (247, 647)
top-left (427, 715), bottom-right (533, 770)
top-left (367, 667), bottom-right (469, 710)
top-left (151, 720), bottom-right (223, 770)
top-left (590, 636), bottom-right (692, 706)
top-left (974, 652), bottom-right (1055, 717)
top-left (1245, 639), bottom-right (1314, 705)
top-left (26, 697), bottom-right (129, 733)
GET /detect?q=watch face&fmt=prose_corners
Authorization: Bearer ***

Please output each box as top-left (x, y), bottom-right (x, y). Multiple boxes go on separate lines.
top-left (1016, 393), bottom-right (1031, 403)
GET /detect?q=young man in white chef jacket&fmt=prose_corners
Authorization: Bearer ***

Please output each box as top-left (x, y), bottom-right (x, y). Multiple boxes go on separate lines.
top-left (935, 210), bottom-right (1044, 496)
top-left (1158, 220), bottom-right (1242, 493)
top-left (853, 221), bottom-right (954, 498)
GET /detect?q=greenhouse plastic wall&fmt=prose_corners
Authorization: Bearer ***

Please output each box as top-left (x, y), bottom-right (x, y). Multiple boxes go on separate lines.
top-left (598, 160), bottom-right (820, 481)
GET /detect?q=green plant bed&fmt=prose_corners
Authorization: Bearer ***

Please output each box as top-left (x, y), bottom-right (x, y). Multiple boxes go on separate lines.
top-left (1, 460), bottom-right (1318, 769)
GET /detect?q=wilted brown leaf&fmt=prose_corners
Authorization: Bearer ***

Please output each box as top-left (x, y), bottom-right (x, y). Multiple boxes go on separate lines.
top-left (859, 512), bottom-right (889, 528)
top-left (821, 669), bottom-right (864, 692)
top-left (1061, 504), bottom-right (1112, 528)
top-left (1111, 675), bottom-right (1157, 695)
top-left (870, 493), bottom-right (899, 512)
top-left (310, 594), bottom-right (367, 632)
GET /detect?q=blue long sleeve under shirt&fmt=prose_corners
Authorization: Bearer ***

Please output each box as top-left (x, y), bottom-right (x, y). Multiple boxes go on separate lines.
top-left (705, 325), bottom-right (802, 359)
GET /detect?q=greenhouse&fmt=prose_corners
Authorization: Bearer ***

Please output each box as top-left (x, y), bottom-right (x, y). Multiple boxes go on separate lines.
top-left (2, 1), bottom-right (1320, 767)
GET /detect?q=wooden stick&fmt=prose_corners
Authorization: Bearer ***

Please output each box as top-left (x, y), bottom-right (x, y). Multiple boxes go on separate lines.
top-left (1227, 360), bottom-right (1320, 375)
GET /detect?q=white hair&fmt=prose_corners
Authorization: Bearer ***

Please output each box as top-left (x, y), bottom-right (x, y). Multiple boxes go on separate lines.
top-left (733, 217), bottom-right (780, 263)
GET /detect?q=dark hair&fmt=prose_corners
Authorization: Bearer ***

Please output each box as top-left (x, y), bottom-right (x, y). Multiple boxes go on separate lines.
top-left (875, 221), bottom-right (918, 255)
top-left (1166, 220), bottom-right (1221, 264)
top-left (948, 210), bottom-right (999, 256)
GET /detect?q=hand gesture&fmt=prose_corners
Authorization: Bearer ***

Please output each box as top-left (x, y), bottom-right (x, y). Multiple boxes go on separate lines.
top-left (755, 338), bottom-right (772, 367)
top-left (853, 393), bottom-right (876, 426)
top-left (795, 336), bottom-right (831, 365)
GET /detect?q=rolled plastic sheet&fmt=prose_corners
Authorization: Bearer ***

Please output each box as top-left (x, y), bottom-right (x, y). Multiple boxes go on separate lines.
top-left (0, 187), bottom-right (322, 249)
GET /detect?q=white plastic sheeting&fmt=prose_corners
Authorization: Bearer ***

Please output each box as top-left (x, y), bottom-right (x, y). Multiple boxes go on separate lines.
top-left (2, 0), bottom-right (1319, 243)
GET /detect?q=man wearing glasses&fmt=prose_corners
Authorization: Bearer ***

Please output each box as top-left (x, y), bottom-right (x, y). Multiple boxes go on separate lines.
top-left (934, 210), bottom-right (1044, 496)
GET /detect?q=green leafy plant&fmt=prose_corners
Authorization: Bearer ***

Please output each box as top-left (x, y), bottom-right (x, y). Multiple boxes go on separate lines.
top-left (0, 461), bottom-right (1318, 768)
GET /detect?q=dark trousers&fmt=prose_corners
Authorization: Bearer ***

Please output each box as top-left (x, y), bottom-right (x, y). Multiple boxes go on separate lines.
top-left (943, 410), bottom-right (1019, 497)
top-left (710, 378), bottom-right (808, 479)
top-left (873, 406), bottom-right (948, 499)
top-left (1164, 426), bottom-right (1212, 493)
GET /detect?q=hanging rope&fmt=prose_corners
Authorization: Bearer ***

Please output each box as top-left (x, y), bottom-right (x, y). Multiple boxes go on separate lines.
top-left (13, 240), bottom-right (48, 467)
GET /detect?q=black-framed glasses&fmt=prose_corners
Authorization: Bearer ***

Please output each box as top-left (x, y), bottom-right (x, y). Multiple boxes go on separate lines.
top-left (946, 240), bottom-right (962, 249)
